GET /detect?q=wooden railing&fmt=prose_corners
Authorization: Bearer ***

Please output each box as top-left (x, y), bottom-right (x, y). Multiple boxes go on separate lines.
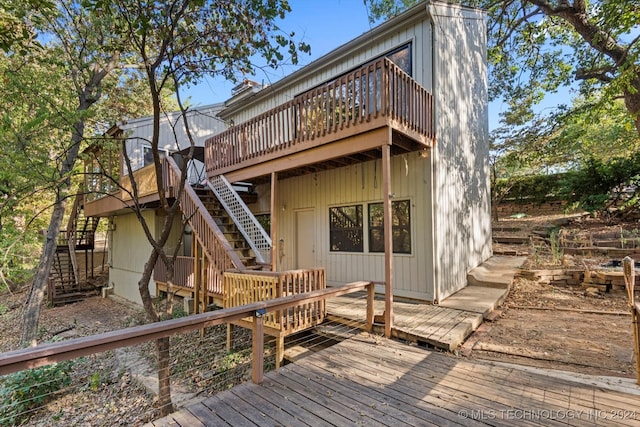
top-left (223, 269), bottom-right (326, 334)
top-left (153, 256), bottom-right (221, 295)
top-left (205, 57), bottom-right (434, 175)
top-left (153, 256), bottom-right (195, 290)
top-left (165, 157), bottom-right (244, 295)
top-left (121, 163), bottom-right (158, 200)
top-left (0, 281), bottom-right (375, 385)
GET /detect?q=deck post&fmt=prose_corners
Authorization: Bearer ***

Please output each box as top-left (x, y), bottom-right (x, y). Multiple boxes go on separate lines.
top-left (382, 142), bottom-right (394, 338)
top-left (193, 240), bottom-right (200, 314)
top-left (270, 172), bottom-right (278, 271)
top-left (252, 309), bottom-right (265, 384)
top-left (366, 282), bottom-right (374, 332)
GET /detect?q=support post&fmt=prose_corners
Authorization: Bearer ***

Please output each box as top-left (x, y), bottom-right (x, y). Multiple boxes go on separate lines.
top-left (270, 172), bottom-right (278, 271)
top-left (275, 336), bottom-right (284, 369)
top-left (252, 309), bottom-right (265, 384)
top-left (193, 240), bottom-right (200, 314)
top-left (623, 256), bottom-right (639, 385)
top-left (382, 143), bottom-right (394, 338)
top-left (366, 282), bottom-right (374, 332)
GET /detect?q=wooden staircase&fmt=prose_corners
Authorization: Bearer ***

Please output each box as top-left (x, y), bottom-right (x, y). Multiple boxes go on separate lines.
top-left (48, 195), bottom-right (101, 305)
top-left (193, 186), bottom-right (268, 271)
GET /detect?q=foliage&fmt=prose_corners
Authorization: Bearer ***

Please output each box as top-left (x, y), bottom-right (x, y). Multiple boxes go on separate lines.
top-left (365, 0), bottom-right (640, 134)
top-left (0, 361), bottom-right (74, 425)
top-left (495, 173), bottom-right (570, 203)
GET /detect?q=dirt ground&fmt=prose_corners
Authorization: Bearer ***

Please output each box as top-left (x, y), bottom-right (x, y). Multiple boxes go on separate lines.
top-left (469, 214), bottom-right (637, 378)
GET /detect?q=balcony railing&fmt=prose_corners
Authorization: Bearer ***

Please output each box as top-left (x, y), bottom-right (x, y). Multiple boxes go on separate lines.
top-left (205, 57), bottom-right (434, 176)
top-left (153, 255), bottom-right (222, 295)
top-left (84, 155), bottom-right (179, 217)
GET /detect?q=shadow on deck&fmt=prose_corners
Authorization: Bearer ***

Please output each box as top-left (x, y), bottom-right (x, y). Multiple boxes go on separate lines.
top-left (149, 333), bottom-right (640, 426)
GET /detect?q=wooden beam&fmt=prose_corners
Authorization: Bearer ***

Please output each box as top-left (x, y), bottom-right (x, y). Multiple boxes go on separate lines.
top-left (270, 172), bottom-right (278, 272)
top-left (224, 127), bottom-right (389, 183)
top-left (382, 142), bottom-right (394, 338)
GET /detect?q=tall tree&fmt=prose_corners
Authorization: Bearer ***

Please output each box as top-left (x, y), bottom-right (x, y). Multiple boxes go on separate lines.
top-left (88, 0), bottom-right (309, 415)
top-left (365, 0), bottom-right (640, 135)
top-left (10, 2), bottom-right (143, 346)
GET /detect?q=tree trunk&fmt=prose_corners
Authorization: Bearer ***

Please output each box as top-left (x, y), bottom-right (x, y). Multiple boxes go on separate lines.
top-left (21, 198), bottom-right (66, 346)
top-left (156, 336), bottom-right (173, 416)
top-left (623, 77), bottom-right (640, 138)
top-left (21, 99), bottom-right (89, 346)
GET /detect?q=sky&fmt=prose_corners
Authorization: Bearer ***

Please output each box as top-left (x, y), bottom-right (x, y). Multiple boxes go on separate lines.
top-left (183, 0), bottom-right (571, 132)
top-left (185, 0), bottom-right (374, 106)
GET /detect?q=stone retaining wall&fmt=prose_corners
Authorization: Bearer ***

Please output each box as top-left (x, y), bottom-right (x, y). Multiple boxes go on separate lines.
top-left (518, 268), bottom-right (640, 294)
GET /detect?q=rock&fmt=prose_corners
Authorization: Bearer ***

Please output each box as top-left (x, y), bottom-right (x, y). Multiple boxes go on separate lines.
top-left (585, 287), bottom-right (600, 297)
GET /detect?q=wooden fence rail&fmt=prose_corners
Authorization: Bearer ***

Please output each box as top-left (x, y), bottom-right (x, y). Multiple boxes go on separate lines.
top-left (0, 281), bottom-right (374, 384)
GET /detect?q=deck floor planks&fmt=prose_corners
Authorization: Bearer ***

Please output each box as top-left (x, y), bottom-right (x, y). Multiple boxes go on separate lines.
top-left (200, 394), bottom-right (257, 427)
top-left (278, 363), bottom-right (445, 427)
top-left (335, 337), bottom-right (639, 425)
top-left (292, 351), bottom-right (485, 427)
top-left (217, 386), bottom-right (281, 427)
top-left (279, 363), bottom-right (452, 427)
top-left (148, 334), bottom-right (640, 427)
top-left (260, 373), bottom-right (363, 426)
top-left (302, 340), bottom-right (537, 427)
top-left (326, 295), bottom-right (484, 350)
top-left (380, 340), bottom-right (640, 412)
top-left (331, 339), bottom-right (577, 427)
top-left (183, 400), bottom-right (230, 426)
top-left (228, 381), bottom-right (319, 426)
top-left (265, 369), bottom-right (390, 427)
top-left (150, 407), bottom-right (207, 427)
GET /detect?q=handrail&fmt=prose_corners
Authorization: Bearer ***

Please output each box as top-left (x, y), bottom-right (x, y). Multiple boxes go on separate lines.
top-left (205, 57), bottom-right (434, 175)
top-left (165, 157), bottom-right (245, 294)
top-left (0, 281), bottom-right (375, 377)
top-left (206, 175), bottom-right (272, 263)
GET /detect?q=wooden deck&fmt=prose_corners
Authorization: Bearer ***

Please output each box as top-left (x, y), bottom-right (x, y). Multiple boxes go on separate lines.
top-left (326, 294), bottom-right (483, 350)
top-left (148, 333), bottom-right (640, 426)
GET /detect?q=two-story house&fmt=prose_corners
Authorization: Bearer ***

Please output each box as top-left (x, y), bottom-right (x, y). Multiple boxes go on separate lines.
top-left (76, 1), bottom-right (491, 335)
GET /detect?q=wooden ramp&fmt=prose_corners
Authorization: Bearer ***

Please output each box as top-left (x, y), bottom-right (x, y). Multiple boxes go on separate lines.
top-left (149, 334), bottom-right (639, 427)
top-left (326, 294), bottom-right (483, 350)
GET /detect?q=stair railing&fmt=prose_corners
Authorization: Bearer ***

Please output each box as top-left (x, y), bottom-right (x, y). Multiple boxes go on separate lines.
top-left (206, 175), bottom-right (272, 264)
top-left (165, 157), bottom-right (245, 294)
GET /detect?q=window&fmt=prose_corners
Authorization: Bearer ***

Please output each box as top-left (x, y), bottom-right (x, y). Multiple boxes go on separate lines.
top-left (368, 200), bottom-right (411, 254)
top-left (142, 145), bottom-right (169, 167)
top-left (329, 205), bottom-right (363, 252)
top-left (386, 44), bottom-right (412, 76)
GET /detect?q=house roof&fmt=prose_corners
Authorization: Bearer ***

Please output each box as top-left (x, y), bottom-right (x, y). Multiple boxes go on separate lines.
top-left (218, 0), bottom-right (482, 120)
top-left (119, 102), bottom-right (225, 130)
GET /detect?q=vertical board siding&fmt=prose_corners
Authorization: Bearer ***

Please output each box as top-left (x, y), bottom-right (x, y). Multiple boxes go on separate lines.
top-left (110, 211), bottom-right (157, 304)
top-left (274, 155), bottom-right (433, 301)
top-left (122, 104), bottom-right (227, 172)
top-left (430, 4), bottom-right (491, 301)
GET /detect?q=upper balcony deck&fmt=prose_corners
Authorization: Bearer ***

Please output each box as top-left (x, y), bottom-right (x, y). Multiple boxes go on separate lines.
top-left (83, 161), bottom-right (173, 217)
top-left (205, 58), bottom-right (435, 184)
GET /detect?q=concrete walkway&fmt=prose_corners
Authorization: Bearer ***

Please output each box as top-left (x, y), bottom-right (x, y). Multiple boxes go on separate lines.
top-left (439, 256), bottom-right (526, 318)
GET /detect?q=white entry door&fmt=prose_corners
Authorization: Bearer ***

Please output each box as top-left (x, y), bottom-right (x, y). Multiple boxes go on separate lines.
top-left (296, 209), bottom-right (315, 269)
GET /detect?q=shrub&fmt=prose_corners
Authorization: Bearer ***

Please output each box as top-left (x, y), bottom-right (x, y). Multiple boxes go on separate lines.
top-left (0, 360), bottom-right (74, 425)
